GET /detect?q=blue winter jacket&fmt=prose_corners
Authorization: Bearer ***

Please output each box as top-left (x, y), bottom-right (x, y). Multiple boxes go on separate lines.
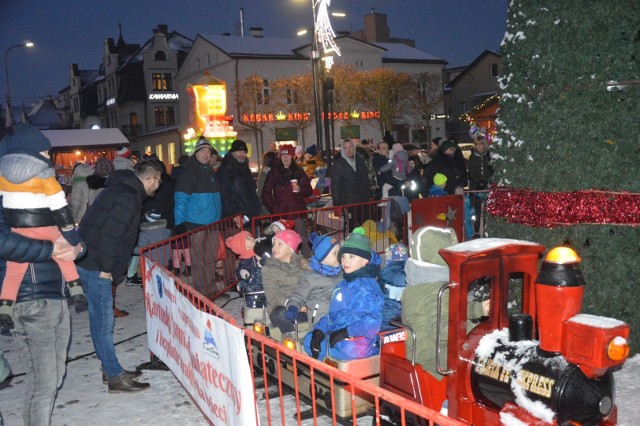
top-left (304, 264), bottom-right (384, 361)
top-left (174, 155), bottom-right (221, 229)
top-left (380, 260), bottom-right (407, 331)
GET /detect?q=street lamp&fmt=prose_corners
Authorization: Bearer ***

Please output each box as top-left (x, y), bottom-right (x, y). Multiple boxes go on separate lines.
top-left (4, 42), bottom-right (34, 127)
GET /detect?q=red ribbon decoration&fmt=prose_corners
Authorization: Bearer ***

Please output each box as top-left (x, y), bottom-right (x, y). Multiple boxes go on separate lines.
top-left (487, 187), bottom-right (640, 227)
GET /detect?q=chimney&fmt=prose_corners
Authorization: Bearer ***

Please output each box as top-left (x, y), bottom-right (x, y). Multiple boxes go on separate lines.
top-left (154, 24), bottom-right (168, 35)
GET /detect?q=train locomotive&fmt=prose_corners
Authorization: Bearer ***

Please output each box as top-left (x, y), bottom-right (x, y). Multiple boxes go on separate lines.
top-left (378, 237), bottom-right (630, 425)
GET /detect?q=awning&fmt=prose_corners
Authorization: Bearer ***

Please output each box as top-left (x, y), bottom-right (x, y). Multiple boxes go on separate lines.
top-left (41, 129), bottom-right (129, 149)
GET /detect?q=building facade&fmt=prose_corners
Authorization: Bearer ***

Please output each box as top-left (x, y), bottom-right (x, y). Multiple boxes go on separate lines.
top-left (444, 49), bottom-right (501, 142)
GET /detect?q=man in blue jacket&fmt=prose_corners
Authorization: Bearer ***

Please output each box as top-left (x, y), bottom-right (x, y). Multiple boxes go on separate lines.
top-left (173, 138), bottom-right (224, 296)
top-left (0, 196), bottom-right (83, 425)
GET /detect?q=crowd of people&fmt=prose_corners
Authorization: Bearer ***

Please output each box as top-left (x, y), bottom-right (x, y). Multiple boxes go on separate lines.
top-left (0, 123), bottom-right (493, 425)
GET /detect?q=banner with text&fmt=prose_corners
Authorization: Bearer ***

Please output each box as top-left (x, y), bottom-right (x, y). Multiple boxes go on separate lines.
top-left (145, 268), bottom-right (257, 425)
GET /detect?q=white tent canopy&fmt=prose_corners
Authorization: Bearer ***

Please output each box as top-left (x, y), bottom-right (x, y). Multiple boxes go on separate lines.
top-left (41, 128), bottom-right (129, 149)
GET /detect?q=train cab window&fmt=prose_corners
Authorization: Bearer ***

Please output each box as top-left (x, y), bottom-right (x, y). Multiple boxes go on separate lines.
top-left (467, 275), bottom-right (492, 333)
top-left (507, 272), bottom-right (525, 316)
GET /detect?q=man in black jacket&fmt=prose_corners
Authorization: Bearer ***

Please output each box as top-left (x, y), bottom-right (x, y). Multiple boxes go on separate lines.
top-left (0, 196), bottom-right (83, 425)
top-left (218, 139), bottom-right (261, 227)
top-left (330, 139), bottom-right (372, 232)
top-left (76, 160), bottom-right (162, 393)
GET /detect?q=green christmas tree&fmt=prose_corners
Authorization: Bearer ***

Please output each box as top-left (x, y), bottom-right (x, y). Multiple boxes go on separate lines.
top-left (489, 1), bottom-right (640, 353)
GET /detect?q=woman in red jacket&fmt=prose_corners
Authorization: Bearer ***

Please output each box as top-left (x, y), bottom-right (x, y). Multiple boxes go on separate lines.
top-left (261, 145), bottom-right (313, 258)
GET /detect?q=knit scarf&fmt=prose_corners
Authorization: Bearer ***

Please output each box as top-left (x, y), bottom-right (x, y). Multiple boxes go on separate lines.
top-left (309, 259), bottom-right (341, 277)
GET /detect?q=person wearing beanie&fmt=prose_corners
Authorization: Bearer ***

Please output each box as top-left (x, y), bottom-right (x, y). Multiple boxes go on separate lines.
top-left (69, 162), bottom-right (94, 224)
top-left (429, 137), bottom-right (442, 156)
top-left (293, 145), bottom-right (306, 169)
top-left (379, 143), bottom-right (408, 197)
top-left (219, 139), bottom-right (262, 228)
top-left (302, 143), bottom-right (325, 179)
top-left (113, 145), bottom-right (134, 171)
top-left (423, 137), bottom-right (467, 197)
top-left (85, 157), bottom-right (115, 215)
top-left (225, 231), bottom-right (264, 306)
top-left (429, 172), bottom-right (449, 197)
top-left (0, 123), bottom-right (87, 332)
top-left (270, 232), bottom-right (342, 334)
top-left (194, 136), bottom-right (213, 155)
top-left (261, 229), bottom-right (307, 320)
top-left (174, 131), bottom-right (224, 296)
top-left (304, 227), bottom-right (384, 361)
top-left (262, 143), bottom-right (313, 258)
top-left (380, 243), bottom-right (409, 331)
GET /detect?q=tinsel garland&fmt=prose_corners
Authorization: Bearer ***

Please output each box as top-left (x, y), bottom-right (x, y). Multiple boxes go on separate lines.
top-left (487, 187), bottom-right (640, 227)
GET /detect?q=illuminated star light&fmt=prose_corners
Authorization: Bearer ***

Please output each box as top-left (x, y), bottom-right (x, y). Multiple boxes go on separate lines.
top-left (315, 0), bottom-right (341, 57)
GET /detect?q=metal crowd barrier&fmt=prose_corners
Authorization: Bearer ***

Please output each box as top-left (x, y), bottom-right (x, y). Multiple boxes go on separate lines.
top-left (140, 212), bottom-right (463, 425)
top-left (250, 198), bottom-right (409, 254)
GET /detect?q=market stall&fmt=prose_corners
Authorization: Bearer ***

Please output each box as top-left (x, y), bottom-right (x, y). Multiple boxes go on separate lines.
top-left (41, 128), bottom-right (129, 184)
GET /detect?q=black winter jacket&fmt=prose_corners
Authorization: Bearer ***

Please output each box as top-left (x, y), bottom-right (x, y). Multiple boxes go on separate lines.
top-left (218, 154), bottom-right (261, 219)
top-left (0, 197), bottom-right (64, 302)
top-left (330, 156), bottom-right (371, 206)
top-left (77, 169), bottom-right (147, 281)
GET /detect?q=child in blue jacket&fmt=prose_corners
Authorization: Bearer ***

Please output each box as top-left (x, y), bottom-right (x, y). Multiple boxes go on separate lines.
top-left (304, 227), bottom-right (384, 361)
top-left (380, 243), bottom-right (409, 331)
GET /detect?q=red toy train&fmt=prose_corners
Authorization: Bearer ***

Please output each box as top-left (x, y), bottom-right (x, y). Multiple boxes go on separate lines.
top-left (378, 238), bottom-right (630, 425)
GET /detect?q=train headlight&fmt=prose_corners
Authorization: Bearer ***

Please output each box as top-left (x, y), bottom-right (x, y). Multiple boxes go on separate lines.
top-left (545, 246), bottom-right (581, 264)
top-left (607, 336), bottom-right (629, 361)
top-left (283, 337), bottom-right (296, 351)
top-left (253, 322), bottom-right (265, 334)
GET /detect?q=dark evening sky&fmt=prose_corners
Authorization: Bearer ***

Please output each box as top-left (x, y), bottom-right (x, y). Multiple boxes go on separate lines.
top-left (0, 0), bottom-right (507, 104)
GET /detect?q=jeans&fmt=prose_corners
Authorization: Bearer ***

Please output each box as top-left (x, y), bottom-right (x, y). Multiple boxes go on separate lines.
top-left (77, 266), bottom-right (124, 378)
top-left (11, 298), bottom-right (70, 426)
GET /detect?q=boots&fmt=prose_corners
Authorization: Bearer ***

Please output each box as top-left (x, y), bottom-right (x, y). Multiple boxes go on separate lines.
top-left (102, 368), bottom-right (142, 384)
top-left (0, 300), bottom-right (15, 333)
top-left (67, 280), bottom-right (88, 313)
top-left (112, 283), bottom-right (128, 317)
top-left (108, 373), bottom-right (150, 393)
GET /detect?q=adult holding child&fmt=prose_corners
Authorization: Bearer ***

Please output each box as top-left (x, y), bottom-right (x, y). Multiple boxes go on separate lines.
top-left (261, 144), bottom-right (313, 258)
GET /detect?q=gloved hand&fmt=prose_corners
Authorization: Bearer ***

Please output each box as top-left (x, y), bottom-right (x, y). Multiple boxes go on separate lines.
top-left (61, 228), bottom-right (81, 246)
top-left (329, 327), bottom-right (349, 348)
top-left (310, 329), bottom-right (325, 359)
top-left (239, 269), bottom-right (250, 280)
top-left (175, 224), bottom-right (187, 235)
top-left (284, 305), bottom-right (299, 322)
top-left (72, 294), bottom-right (88, 313)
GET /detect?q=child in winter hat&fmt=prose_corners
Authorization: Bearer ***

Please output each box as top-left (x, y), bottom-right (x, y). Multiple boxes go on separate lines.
top-left (272, 229), bottom-right (302, 260)
top-left (271, 232), bottom-right (342, 333)
top-left (113, 145), bottom-right (134, 171)
top-left (0, 124), bottom-right (86, 332)
top-left (304, 226), bottom-right (384, 361)
top-left (226, 231), bottom-right (264, 302)
top-left (428, 173), bottom-right (449, 197)
top-left (338, 226), bottom-right (373, 262)
top-left (270, 220), bottom-right (295, 233)
top-left (380, 243), bottom-right (409, 330)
